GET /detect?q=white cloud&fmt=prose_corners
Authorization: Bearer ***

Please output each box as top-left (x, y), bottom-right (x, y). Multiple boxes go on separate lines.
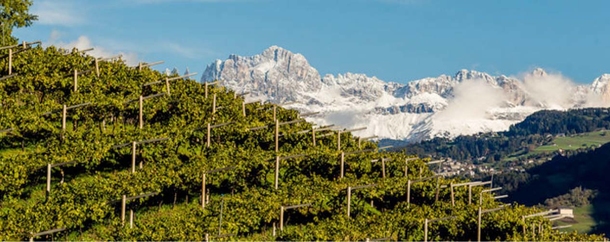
top-left (47, 31), bottom-right (140, 66)
top-left (436, 79), bottom-right (507, 121)
top-left (31, 0), bottom-right (87, 26)
top-left (519, 71), bottom-right (575, 109)
top-left (515, 70), bottom-right (610, 109)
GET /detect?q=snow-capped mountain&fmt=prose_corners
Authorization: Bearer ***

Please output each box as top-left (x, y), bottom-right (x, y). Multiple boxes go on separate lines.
top-left (201, 46), bottom-right (610, 142)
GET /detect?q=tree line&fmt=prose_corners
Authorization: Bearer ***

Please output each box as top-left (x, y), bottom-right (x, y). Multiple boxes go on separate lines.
top-left (401, 108), bottom-right (610, 163)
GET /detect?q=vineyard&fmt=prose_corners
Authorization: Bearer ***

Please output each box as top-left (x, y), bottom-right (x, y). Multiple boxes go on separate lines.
top-left (0, 42), bottom-right (606, 241)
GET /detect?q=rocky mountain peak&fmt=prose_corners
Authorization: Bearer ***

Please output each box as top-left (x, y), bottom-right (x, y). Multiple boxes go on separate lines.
top-left (199, 46), bottom-right (610, 142)
top-left (591, 74), bottom-right (610, 102)
top-left (454, 69), bottom-right (492, 81)
top-left (260, 45), bottom-right (299, 61)
top-left (531, 67), bottom-right (548, 77)
top-left (201, 46), bottom-right (322, 102)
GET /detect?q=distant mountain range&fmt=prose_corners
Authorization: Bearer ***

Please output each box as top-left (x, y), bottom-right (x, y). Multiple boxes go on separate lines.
top-left (200, 45), bottom-right (610, 142)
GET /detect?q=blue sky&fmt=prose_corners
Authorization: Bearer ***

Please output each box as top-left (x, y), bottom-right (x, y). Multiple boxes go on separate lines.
top-left (13, 0), bottom-right (610, 84)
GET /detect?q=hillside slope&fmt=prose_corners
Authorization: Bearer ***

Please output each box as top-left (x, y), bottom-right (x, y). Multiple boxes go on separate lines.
top-left (0, 43), bottom-right (604, 241)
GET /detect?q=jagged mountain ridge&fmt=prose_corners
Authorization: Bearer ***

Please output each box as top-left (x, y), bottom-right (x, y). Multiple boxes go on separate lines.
top-left (200, 46), bottom-right (610, 142)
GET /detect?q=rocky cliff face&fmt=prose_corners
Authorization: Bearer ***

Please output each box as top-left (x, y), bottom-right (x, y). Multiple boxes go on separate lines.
top-left (592, 74), bottom-right (610, 102)
top-left (201, 46), bottom-right (610, 142)
top-left (202, 46), bottom-right (322, 103)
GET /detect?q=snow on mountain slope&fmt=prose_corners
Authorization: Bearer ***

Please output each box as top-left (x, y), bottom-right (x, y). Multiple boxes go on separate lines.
top-left (201, 46), bottom-right (610, 142)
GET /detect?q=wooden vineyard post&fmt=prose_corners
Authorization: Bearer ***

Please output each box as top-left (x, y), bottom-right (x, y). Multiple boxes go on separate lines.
top-left (120, 192), bottom-right (158, 227)
top-left (203, 81), bottom-right (218, 99)
top-left (407, 175), bottom-right (439, 208)
top-left (46, 164), bottom-right (51, 199)
top-left (280, 203), bottom-right (311, 231)
top-left (424, 218), bottom-right (429, 242)
top-left (340, 152), bottom-right (345, 178)
top-left (310, 125), bottom-right (336, 147)
top-left (207, 123), bottom-right (211, 148)
top-left (201, 166), bottom-right (234, 209)
top-left (346, 186), bottom-right (351, 217)
top-left (137, 61), bottom-right (164, 71)
top-left (49, 102), bottom-right (91, 138)
top-left (110, 138), bottom-right (169, 173)
top-left (212, 94), bottom-right (217, 114)
top-left (338, 148), bottom-right (374, 179)
top-left (46, 161), bottom-right (77, 198)
top-left (131, 141), bottom-right (137, 173)
top-left (165, 78), bottom-right (171, 96)
top-left (445, 181), bottom-right (491, 206)
top-left (142, 73), bottom-right (196, 89)
top-left (312, 127), bottom-right (316, 146)
top-left (73, 69), bottom-right (78, 92)
top-left (275, 156), bottom-right (280, 190)
top-left (370, 158), bottom-right (389, 178)
top-left (250, 118), bottom-right (304, 153)
top-left (280, 206), bottom-right (285, 232)
top-left (274, 154), bottom-right (306, 189)
top-left (477, 205), bottom-right (507, 242)
top-left (242, 100), bottom-right (262, 118)
top-left (347, 184), bottom-right (376, 218)
top-left (121, 195), bottom-right (127, 224)
top-left (130, 209), bottom-right (134, 228)
top-left (139, 96), bottom-right (143, 129)
top-left (424, 215), bottom-right (458, 242)
top-left (61, 104), bottom-right (67, 133)
top-left (358, 135), bottom-right (378, 149)
top-left (205, 122), bottom-right (233, 148)
top-left (337, 127), bottom-right (367, 151)
top-left (125, 92), bottom-right (165, 129)
top-left (479, 186), bottom-right (501, 206)
top-left (275, 119), bottom-right (279, 153)
top-left (273, 105), bottom-right (277, 121)
top-left (407, 180), bottom-right (411, 208)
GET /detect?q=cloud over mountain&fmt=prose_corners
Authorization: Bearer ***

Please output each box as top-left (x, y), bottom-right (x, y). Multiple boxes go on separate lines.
top-left (201, 46), bottom-right (610, 142)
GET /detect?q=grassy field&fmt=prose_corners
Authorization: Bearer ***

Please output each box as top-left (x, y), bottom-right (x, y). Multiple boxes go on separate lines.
top-left (554, 201), bottom-right (610, 235)
top-left (534, 131), bottom-right (610, 153)
top-left (556, 205), bottom-right (597, 234)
